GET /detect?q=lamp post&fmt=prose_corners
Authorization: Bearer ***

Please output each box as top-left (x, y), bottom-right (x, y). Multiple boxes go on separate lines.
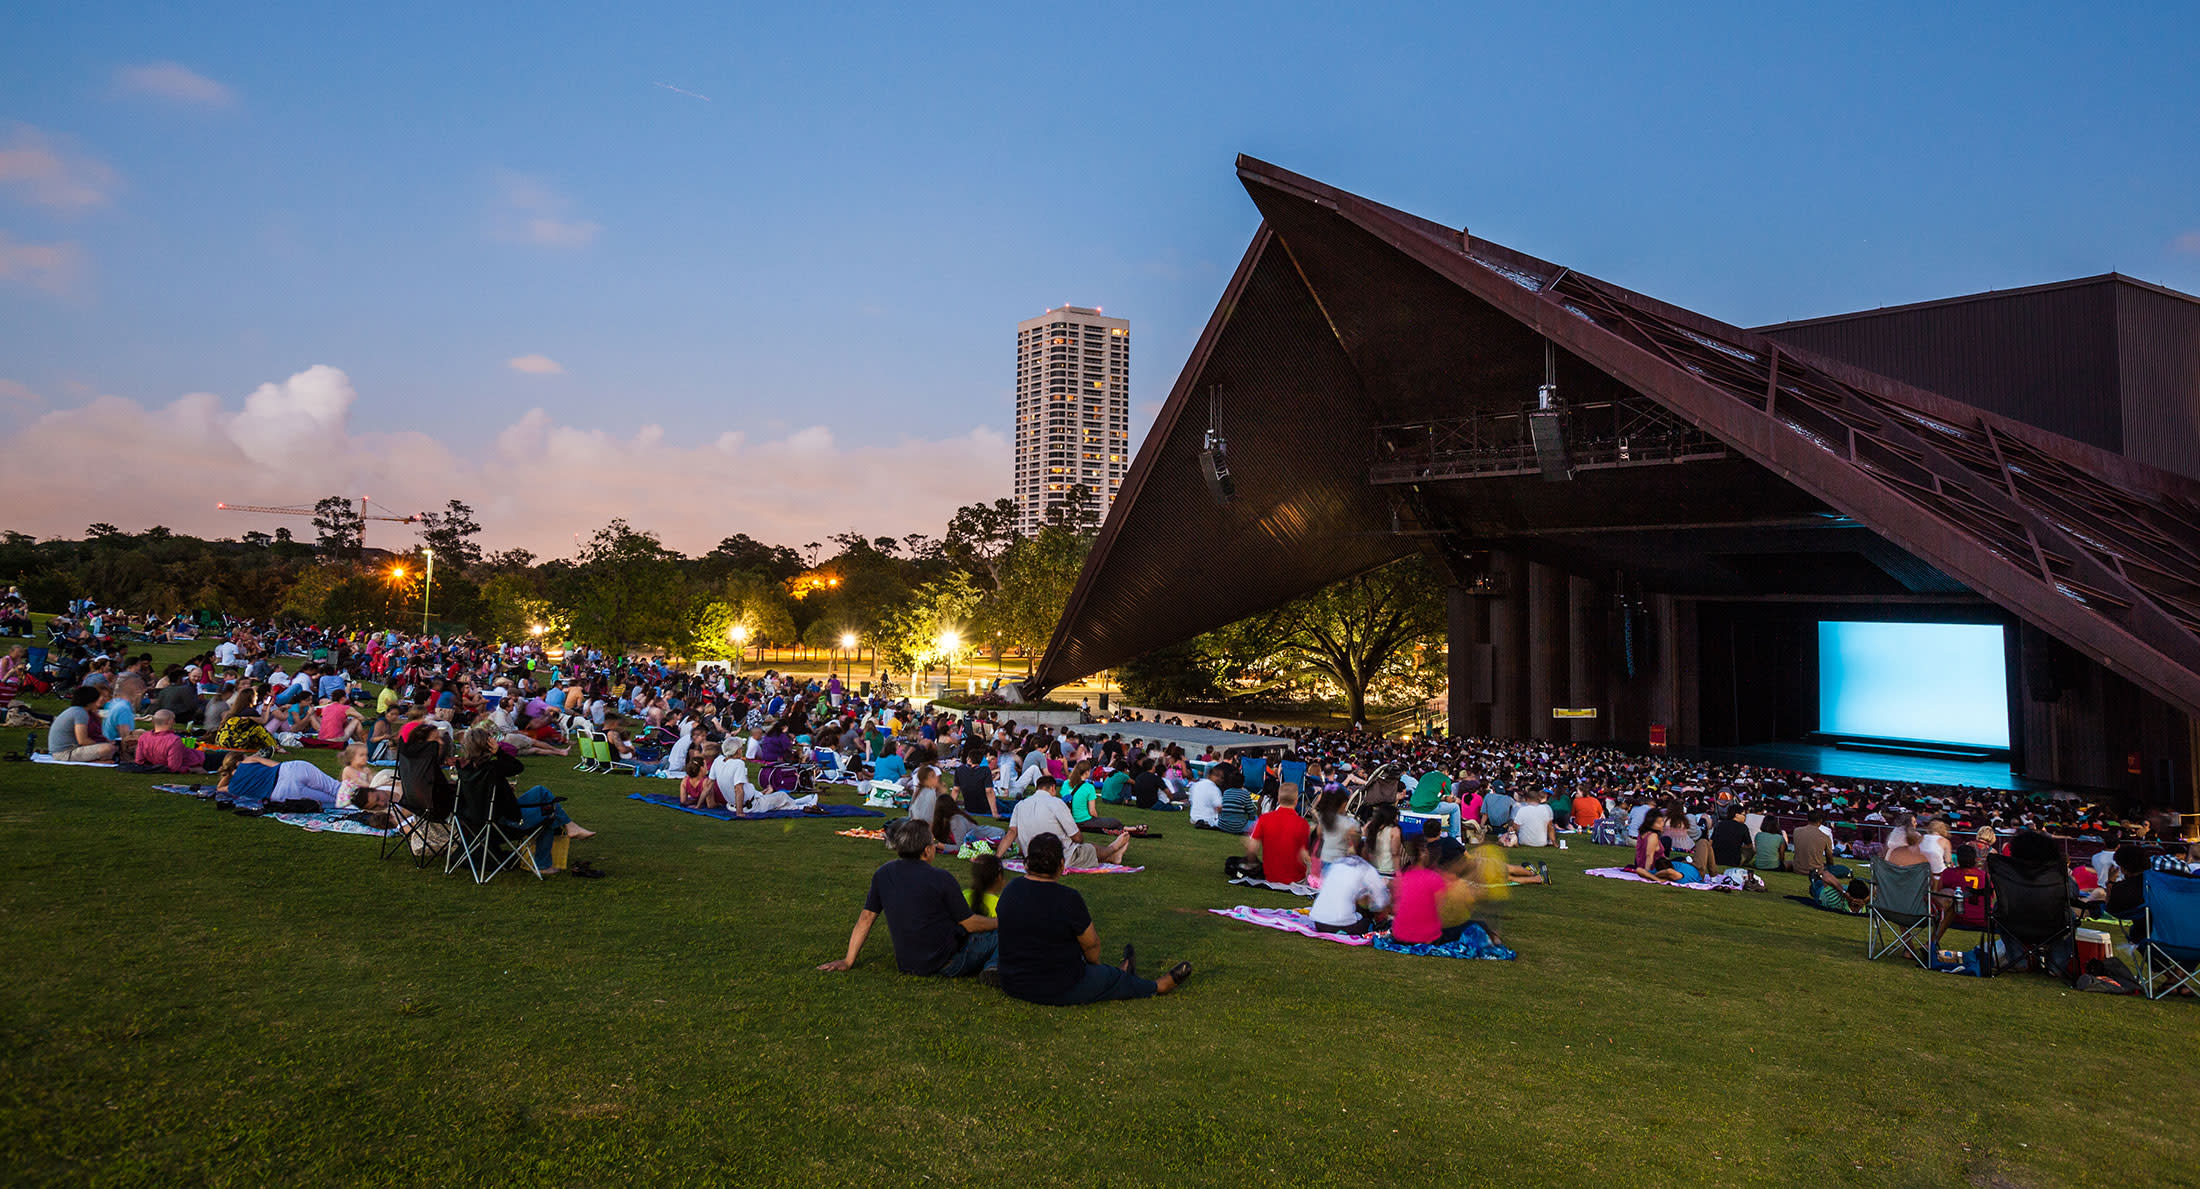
top-left (840, 632), bottom-right (856, 684)
top-left (938, 630), bottom-right (960, 696)
top-left (420, 547), bottom-right (435, 637)
top-left (730, 624), bottom-right (749, 677)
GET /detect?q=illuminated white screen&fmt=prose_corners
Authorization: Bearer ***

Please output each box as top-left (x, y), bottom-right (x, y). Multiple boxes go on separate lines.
top-left (1817, 621), bottom-right (2010, 748)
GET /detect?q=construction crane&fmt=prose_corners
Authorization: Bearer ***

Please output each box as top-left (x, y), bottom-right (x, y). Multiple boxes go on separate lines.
top-left (216, 496), bottom-right (421, 554)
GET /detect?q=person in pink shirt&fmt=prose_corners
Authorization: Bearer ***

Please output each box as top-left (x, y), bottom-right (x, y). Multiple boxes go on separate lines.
top-left (132, 709), bottom-right (206, 773)
top-left (316, 690), bottom-right (364, 745)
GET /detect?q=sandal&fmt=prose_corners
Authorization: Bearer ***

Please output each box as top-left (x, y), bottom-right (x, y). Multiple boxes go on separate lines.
top-left (570, 859), bottom-right (608, 880)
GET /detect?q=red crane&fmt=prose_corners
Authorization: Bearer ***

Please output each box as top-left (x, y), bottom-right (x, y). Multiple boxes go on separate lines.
top-left (216, 495), bottom-right (420, 553)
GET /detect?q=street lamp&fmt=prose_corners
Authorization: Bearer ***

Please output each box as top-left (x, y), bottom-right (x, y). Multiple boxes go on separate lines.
top-left (938, 630), bottom-right (960, 695)
top-left (840, 632), bottom-right (857, 683)
top-left (419, 547), bottom-right (435, 637)
top-left (730, 624), bottom-right (749, 676)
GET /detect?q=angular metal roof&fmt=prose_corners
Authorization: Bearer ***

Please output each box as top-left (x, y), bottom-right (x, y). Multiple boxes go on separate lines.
top-left (1034, 157), bottom-right (2200, 719)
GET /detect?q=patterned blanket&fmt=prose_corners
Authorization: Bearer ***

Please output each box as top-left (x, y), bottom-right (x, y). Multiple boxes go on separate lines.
top-left (1208, 905), bottom-right (1372, 945)
top-left (626, 792), bottom-right (882, 821)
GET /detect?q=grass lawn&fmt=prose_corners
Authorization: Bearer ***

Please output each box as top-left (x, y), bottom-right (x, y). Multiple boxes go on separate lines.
top-left (0, 637), bottom-right (2192, 1185)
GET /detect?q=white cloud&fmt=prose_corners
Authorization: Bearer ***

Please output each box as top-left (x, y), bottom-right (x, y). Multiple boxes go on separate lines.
top-left (0, 124), bottom-right (120, 210)
top-left (114, 62), bottom-right (236, 109)
top-left (491, 172), bottom-right (600, 248)
top-left (0, 366), bottom-right (1011, 557)
top-left (507, 353), bottom-right (565, 375)
top-left (2174, 231), bottom-right (2200, 257)
top-left (0, 378), bottom-right (42, 405)
top-left (0, 232), bottom-right (87, 296)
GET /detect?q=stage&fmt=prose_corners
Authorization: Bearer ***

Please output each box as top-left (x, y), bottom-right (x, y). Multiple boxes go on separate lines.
top-left (1671, 741), bottom-right (2054, 793)
top-left (1081, 721), bottom-right (1281, 758)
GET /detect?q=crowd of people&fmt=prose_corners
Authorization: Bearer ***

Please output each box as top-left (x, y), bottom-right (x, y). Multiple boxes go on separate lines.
top-left (8, 589), bottom-right (2197, 995)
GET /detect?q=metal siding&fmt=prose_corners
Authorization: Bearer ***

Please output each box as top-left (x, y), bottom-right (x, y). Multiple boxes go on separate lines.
top-left (2116, 282), bottom-right (2200, 479)
top-left (1758, 283), bottom-right (2125, 453)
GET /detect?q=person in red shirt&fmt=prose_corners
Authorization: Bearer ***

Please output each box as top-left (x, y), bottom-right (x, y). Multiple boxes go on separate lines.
top-left (1245, 784), bottom-right (1312, 884)
top-left (1933, 843), bottom-right (1992, 945)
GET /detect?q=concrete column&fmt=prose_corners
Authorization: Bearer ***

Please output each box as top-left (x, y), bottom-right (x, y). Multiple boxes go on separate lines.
top-left (1445, 583), bottom-right (1473, 739)
top-left (1488, 551), bottom-right (1527, 740)
top-left (1567, 574), bottom-right (1603, 743)
top-left (1527, 561), bottom-right (1566, 741)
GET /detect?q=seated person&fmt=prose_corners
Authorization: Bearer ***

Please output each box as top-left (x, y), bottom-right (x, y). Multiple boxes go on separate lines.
top-left (997, 775), bottom-right (1132, 869)
top-left (46, 685), bottom-right (118, 762)
top-left (130, 709), bottom-right (206, 773)
top-left (1391, 837), bottom-right (1478, 945)
top-left (1245, 786), bottom-right (1312, 885)
top-left (603, 717), bottom-right (665, 774)
top-left (1067, 763), bottom-right (1126, 836)
top-left (992, 834), bottom-right (1188, 1004)
top-left (1308, 833), bottom-right (1390, 935)
top-left (817, 819), bottom-right (998, 977)
top-left (1216, 778), bottom-right (1258, 836)
top-left (102, 676), bottom-right (146, 747)
top-left (366, 706), bottom-right (402, 762)
top-left (1752, 818), bottom-right (1789, 871)
top-left (211, 706), bottom-right (283, 755)
top-left (1708, 805), bottom-right (1754, 870)
top-left (337, 742), bottom-right (375, 798)
top-left (1626, 810), bottom-right (1685, 883)
top-left (314, 690), bottom-right (364, 746)
top-left (1406, 766), bottom-right (1462, 838)
top-left (705, 741), bottom-right (820, 814)
top-left (931, 792), bottom-right (1004, 849)
top-left (678, 754), bottom-right (724, 808)
top-left (1935, 844), bottom-right (1992, 943)
top-left (1187, 770), bottom-right (1226, 830)
top-left (213, 752), bottom-right (345, 810)
top-left (2104, 843), bottom-right (2150, 939)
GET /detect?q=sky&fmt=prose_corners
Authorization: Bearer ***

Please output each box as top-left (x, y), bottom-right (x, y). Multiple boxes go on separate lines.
top-left (2, 2), bottom-right (2195, 558)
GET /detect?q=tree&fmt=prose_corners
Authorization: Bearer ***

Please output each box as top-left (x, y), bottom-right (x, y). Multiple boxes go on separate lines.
top-left (477, 570), bottom-right (562, 643)
top-left (416, 499), bottom-right (484, 570)
top-left (975, 523), bottom-right (1090, 667)
top-left (550, 520), bottom-right (691, 654)
top-left (480, 547), bottom-right (536, 574)
top-left (85, 522), bottom-right (120, 540)
top-left (274, 527), bottom-right (294, 544)
top-left (1044, 484), bottom-right (1101, 533)
top-left (941, 497), bottom-right (1022, 589)
top-left (705, 533), bottom-right (802, 582)
top-left (143, 525), bottom-right (173, 542)
top-left (312, 496), bottom-right (365, 558)
top-left (241, 530), bottom-right (272, 549)
top-left (873, 572), bottom-right (982, 675)
top-left (1271, 555), bottom-right (1446, 727)
top-left (691, 573), bottom-right (797, 657)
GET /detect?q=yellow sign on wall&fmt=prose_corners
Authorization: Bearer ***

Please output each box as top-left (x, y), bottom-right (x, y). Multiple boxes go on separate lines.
top-left (1551, 707), bottom-right (1599, 719)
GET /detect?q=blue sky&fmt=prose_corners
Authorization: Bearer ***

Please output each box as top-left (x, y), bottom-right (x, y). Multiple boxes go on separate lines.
top-left (2, 1), bottom-right (2194, 553)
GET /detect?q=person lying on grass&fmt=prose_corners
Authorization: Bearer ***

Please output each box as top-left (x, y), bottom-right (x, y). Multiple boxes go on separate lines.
top-left (931, 792), bottom-right (1004, 850)
top-left (699, 738), bottom-right (821, 815)
top-left (818, 818), bottom-right (999, 978)
top-left (990, 833), bottom-right (1190, 1004)
top-left (996, 775), bottom-right (1132, 869)
top-left (214, 752), bottom-right (345, 810)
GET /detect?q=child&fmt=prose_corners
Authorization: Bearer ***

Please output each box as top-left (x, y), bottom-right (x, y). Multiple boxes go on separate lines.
top-left (679, 753), bottom-right (722, 808)
top-left (336, 742), bottom-right (374, 805)
top-left (967, 853), bottom-right (1007, 918)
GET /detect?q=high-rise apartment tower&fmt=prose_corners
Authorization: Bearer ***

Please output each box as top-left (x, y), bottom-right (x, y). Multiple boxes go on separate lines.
top-left (1014, 305), bottom-right (1130, 538)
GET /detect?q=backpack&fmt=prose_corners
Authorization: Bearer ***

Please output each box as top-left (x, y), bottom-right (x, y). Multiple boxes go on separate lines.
top-left (2075, 956), bottom-right (2143, 995)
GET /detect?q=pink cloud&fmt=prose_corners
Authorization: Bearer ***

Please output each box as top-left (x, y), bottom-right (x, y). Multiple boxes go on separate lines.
top-left (113, 62), bottom-right (237, 109)
top-left (0, 366), bottom-right (1011, 556)
top-left (2174, 231), bottom-right (2200, 256)
top-left (0, 232), bottom-right (87, 296)
top-left (0, 124), bottom-right (120, 210)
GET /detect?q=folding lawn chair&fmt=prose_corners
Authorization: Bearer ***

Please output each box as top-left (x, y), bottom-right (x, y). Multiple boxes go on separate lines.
top-left (446, 786), bottom-right (561, 884)
top-left (1866, 858), bottom-right (1934, 967)
top-left (1985, 854), bottom-right (2080, 977)
top-left (1278, 760), bottom-right (1307, 790)
top-left (2138, 870), bottom-right (2200, 1000)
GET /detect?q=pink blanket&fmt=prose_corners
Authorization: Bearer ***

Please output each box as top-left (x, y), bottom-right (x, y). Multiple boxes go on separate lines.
top-left (1207, 905), bottom-right (1371, 945)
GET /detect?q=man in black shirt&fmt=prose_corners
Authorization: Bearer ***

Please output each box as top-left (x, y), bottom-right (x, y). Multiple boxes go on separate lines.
top-left (953, 751), bottom-right (999, 816)
top-left (1129, 759), bottom-right (1165, 809)
top-left (994, 834), bottom-right (1191, 1005)
top-left (1709, 804), bottom-right (1753, 870)
top-left (819, 820), bottom-right (997, 977)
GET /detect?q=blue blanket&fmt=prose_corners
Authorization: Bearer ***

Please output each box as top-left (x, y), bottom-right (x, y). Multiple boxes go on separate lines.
top-left (1370, 923), bottom-right (1517, 961)
top-left (627, 792), bottom-right (882, 821)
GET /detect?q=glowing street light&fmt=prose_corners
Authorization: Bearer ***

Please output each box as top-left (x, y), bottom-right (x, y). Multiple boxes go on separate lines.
top-left (838, 631), bottom-right (858, 684)
top-left (938, 630), bottom-right (960, 692)
top-left (419, 547), bottom-right (435, 636)
top-left (730, 623), bottom-right (749, 676)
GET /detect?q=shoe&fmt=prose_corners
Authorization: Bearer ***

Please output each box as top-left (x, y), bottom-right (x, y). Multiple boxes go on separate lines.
top-left (1121, 943), bottom-right (1136, 975)
top-left (977, 967), bottom-right (1002, 988)
top-left (1164, 960), bottom-right (1192, 990)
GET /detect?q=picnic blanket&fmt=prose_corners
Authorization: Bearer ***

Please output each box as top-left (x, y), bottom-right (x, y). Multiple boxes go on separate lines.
top-left (153, 783), bottom-right (212, 798)
top-left (1370, 924), bottom-right (1517, 961)
top-left (1208, 905), bottom-right (1372, 945)
top-left (31, 754), bottom-right (117, 767)
top-left (836, 827), bottom-right (888, 840)
top-left (268, 811), bottom-right (394, 838)
top-left (1587, 866), bottom-right (1754, 892)
top-left (627, 792), bottom-right (881, 821)
top-left (1003, 858), bottom-right (1142, 875)
top-left (1229, 875), bottom-right (1317, 897)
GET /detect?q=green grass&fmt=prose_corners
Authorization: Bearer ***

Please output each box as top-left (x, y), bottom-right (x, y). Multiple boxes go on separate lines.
top-left (1, 635), bottom-right (2193, 1185)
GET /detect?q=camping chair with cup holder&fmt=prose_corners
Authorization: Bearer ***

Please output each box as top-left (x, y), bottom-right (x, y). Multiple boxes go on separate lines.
top-left (2138, 870), bottom-right (2200, 1000)
top-left (1984, 854), bottom-right (2081, 978)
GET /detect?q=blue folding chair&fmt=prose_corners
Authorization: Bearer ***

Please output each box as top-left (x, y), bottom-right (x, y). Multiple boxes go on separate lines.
top-left (2139, 870), bottom-right (2200, 1000)
top-left (1240, 757), bottom-right (1267, 788)
top-left (1279, 760), bottom-right (1308, 790)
